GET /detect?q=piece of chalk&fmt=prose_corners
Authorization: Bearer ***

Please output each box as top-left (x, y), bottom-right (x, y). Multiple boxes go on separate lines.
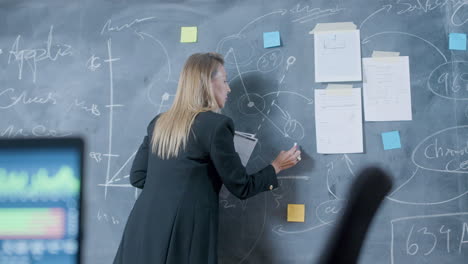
top-left (294, 142), bottom-right (297, 147)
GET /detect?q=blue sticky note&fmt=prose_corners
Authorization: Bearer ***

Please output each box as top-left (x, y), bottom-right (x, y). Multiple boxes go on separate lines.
top-left (263, 31), bottom-right (281, 48)
top-left (449, 33), bottom-right (467, 51)
top-left (382, 131), bottom-right (401, 150)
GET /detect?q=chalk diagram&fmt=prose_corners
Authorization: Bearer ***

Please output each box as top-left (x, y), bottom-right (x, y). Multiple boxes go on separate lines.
top-left (93, 18), bottom-right (176, 199)
top-left (215, 7), bottom-right (335, 263)
top-left (321, 7), bottom-right (468, 206)
top-left (84, 3), bottom-right (468, 263)
top-left (358, 31), bottom-right (468, 206)
top-left (214, 4), bottom-right (468, 262)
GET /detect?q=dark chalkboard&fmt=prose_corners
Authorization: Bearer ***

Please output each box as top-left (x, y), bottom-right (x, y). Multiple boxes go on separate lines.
top-left (1, 0), bottom-right (468, 263)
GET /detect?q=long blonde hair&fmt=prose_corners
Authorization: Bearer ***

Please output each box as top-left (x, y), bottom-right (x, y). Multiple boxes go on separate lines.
top-left (151, 52), bottom-right (224, 159)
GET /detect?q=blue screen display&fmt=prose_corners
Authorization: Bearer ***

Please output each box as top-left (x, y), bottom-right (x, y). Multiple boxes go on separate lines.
top-left (0, 147), bottom-right (81, 264)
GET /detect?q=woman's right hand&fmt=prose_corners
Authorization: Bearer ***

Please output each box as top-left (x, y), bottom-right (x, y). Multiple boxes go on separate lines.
top-left (271, 145), bottom-right (301, 174)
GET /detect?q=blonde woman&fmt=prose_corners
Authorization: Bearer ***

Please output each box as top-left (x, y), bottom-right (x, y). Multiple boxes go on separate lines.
top-left (113, 53), bottom-right (301, 264)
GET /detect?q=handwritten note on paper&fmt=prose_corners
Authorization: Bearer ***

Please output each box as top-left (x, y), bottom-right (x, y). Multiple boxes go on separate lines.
top-left (287, 204), bottom-right (305, 222)
top-left (315, 88), bottom-right (363, 154)
top-left (362, 56), bottom-right (412, 121)
top-left (381, 131), bottom-right (401, 150)
top-left (263, 31), bottom-right (281, 48)
top-left (233, 132), bottom-right (258, 166)
top-left (313, 29), bottom-right (362, 82)
top-left (180, 27), bottom-right (197, 43)
top-left (449, 33), bottom-right (467, 51)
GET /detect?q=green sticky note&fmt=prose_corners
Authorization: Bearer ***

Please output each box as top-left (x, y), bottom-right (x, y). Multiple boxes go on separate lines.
top-left (382, 131), bottom-right (401, 150)
top-left (180, 27), bottom-right (198, 43)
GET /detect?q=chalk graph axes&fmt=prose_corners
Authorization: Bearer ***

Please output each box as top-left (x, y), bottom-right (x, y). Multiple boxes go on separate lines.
top-left (95, 38), bottom-right (137, 199)
top-left (97, 31), bottom-right (173, 199)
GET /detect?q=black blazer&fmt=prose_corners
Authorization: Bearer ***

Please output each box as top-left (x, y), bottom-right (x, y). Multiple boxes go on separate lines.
top-left (113, 111), bottom-right (278, 264)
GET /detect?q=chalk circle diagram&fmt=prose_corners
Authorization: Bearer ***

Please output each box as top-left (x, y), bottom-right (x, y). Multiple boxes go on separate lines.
top-left (232, 83), bottom-right (308, 142)
top-left (228, 71), bottom-right (310, 141)
top-left (216, 41), bottom-right (311, 261)
top-left (352, 32), bottom-right (468, 205)
top-left (147, 79), bottom-right (177, 111)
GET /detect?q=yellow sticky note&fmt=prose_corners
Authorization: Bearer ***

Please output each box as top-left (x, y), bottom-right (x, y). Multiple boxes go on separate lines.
top-left (180, 27), bottom-right (197, 43)
top-left (287, 204), bottom-right (305, 222)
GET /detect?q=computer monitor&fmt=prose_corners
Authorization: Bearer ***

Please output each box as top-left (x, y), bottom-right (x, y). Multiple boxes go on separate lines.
top-left (0, 138), bottom-right (84, 264)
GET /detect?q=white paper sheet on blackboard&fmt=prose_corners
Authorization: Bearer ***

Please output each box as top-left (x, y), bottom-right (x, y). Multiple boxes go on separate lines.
top-left (315, 88), bottom-right (363, 153)
top-left (314, 28), bottom-right (362, 82)
top-left (363, 56), bottom-right (412, 121)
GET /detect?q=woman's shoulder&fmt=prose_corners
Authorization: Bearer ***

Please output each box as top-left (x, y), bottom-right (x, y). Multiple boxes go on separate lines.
top-left (193, 112), bottom-right (234, 145)
top-left (146, 114), bottom-right (162, 133)
top-left (196, 111), bottom-right (233, 127)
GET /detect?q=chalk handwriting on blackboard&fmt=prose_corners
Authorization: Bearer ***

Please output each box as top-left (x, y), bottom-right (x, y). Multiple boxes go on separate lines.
top-left (391, 212), bottom-right (468, 264)
top-left (31, 125), bottom-right (72, 137)
top-left (97, 209), bottom-right (120, 225)
top-left (289, 4), bottom-right (345, 24)
top-left (86, 55), bottom-right (102, 71)
top-left (406, 225), bottom-right (437, 256)
top-left (316, 199), bottom-right (344, 225)
top-left (100, 16), bottom-right (156, 35)
top-left (412, 126), bottom-right (468, 174)
top-left (393, 0), bottom-right (454, 14)
top-left (0, 125), bottom-right (72, 138)
top-left (8, 26), bottom-right (72, 83)
top-left (428, 61), bottom-right (468, 100)
top-left (0, 88), bottom-right (57, 109)
top-left (257, 49), bottom-right (283, 73)
top-left (68, 99), bottom-right (101, 117)
top-left (0, 125), bottom-right (28, 137)
top-left (379, 126), bottom-right (468, 205)
top-left (89, 152), bottom-right (103, 163)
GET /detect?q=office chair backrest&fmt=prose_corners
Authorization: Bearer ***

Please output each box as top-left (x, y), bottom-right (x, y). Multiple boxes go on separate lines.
top-left (318, 167), bottom-right (393, 264)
